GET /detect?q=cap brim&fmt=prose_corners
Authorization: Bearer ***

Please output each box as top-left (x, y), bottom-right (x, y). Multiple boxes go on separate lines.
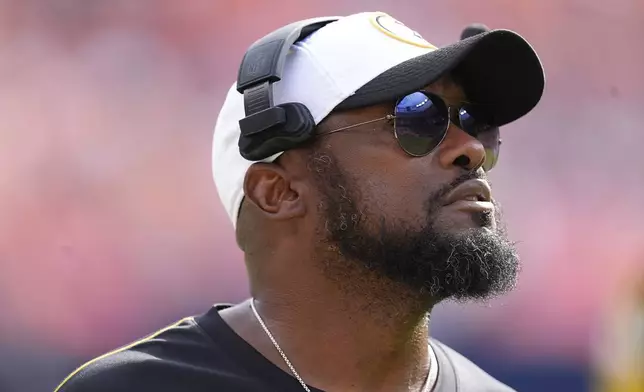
top-left (336, 29), bottom-right (545, 127)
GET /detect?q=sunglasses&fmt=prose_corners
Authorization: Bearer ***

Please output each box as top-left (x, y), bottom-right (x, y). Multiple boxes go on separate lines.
top-left (318, 91), bottom-right (501, 171)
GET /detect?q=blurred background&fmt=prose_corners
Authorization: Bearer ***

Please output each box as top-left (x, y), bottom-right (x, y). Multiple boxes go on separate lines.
top-left (0, 0), bottom-right (643, 391)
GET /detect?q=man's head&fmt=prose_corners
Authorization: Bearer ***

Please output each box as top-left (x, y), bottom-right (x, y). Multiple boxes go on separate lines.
top-left (213, 12), bottom-right (544, 304)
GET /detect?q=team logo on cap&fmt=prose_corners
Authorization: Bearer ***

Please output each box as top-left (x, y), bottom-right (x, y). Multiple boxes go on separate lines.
top-left (370, 13), bottom-right (436, 49)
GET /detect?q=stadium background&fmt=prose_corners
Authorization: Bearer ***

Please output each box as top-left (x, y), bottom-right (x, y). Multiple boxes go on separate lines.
top-left (0, 1), bottom-right (642, 391)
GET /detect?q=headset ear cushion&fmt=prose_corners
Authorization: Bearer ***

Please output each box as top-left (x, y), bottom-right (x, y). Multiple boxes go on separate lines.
top-left (238, 102), bottom-right (316, 161)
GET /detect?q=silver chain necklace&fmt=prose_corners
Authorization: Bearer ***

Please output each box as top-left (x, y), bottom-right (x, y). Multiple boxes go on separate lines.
top-left (250, 298), bottom-right (434, 392)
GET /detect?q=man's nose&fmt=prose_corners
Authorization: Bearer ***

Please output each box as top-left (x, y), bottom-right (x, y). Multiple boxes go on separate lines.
top-left (437, 124), bottom-right (486, 171)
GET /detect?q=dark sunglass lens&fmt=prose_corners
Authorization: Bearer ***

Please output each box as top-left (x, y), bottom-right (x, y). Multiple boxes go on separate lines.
top-left (458, 107), bottom-right (476, 133)
top-left (459, 106), bottom-right (501, 170)
top-left (477, 125), bottom-right (501, 171)
top-left (394, 92), bottom-right (449, 156)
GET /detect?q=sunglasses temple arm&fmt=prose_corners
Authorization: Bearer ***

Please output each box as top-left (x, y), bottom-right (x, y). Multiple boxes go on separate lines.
top-left (317, 115), bottom-right (395, 136)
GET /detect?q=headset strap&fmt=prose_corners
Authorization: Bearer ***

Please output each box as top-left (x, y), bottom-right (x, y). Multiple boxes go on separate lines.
top-left (236, 17), bottom-right (339, 118)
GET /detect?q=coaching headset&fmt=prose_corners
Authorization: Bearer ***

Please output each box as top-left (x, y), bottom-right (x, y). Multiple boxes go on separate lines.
top-left (235, 17), bottom-right (497, 163)
top-left (236, 17), bottom-right (340, 162)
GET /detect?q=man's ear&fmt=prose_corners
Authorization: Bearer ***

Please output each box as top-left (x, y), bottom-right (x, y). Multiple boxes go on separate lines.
top-left (243, 162), bottom-right (306, 221)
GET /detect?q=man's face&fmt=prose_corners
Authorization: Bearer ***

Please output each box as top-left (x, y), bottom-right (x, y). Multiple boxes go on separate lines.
top-left (308, 77), bottom-right (519, 302)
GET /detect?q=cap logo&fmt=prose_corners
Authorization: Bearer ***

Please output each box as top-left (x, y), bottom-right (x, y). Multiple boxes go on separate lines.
top-left (370, 13), bottom-right (436, 49)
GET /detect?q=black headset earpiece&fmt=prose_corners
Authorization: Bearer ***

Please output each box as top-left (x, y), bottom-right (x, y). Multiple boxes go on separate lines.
top-left (236, 17), bottom-right (339, 161)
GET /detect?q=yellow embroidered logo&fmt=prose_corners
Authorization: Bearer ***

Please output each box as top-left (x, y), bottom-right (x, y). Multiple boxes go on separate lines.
top-left (370, 13), bottom-right (436, 49)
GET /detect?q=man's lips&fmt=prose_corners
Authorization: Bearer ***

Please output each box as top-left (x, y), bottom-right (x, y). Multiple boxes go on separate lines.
top-left (443, 179), bottom-right (492, 206)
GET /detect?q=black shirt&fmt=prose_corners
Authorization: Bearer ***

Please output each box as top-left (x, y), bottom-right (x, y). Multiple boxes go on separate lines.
top-left (55, 305), bottom-right (515, 391)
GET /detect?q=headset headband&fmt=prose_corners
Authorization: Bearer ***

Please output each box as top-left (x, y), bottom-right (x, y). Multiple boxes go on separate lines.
top-left (235, 17), bottom-right (339, 161)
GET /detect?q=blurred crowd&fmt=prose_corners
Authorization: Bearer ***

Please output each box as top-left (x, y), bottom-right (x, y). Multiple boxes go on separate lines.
top-left (0, 1), bottom-right (642, 391)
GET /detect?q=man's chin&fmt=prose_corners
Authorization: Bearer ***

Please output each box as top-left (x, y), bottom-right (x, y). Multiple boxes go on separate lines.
top-left (416, 228), bottom-right (520, 302)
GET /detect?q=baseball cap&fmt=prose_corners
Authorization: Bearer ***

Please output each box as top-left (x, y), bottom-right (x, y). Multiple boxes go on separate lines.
top-left (213, 11), bottom-right (545, 226)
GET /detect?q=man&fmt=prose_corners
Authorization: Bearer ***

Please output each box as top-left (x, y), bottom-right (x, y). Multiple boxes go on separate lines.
top-left (55, 11), bottom-right (544, 392)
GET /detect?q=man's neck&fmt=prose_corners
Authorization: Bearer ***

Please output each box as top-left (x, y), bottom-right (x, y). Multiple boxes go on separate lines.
top-left (221, 259), bottom-right (435, 392)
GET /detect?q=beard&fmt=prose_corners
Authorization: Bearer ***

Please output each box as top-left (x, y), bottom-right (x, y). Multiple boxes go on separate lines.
top-left (311, 153), bottom-right (520, 303)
